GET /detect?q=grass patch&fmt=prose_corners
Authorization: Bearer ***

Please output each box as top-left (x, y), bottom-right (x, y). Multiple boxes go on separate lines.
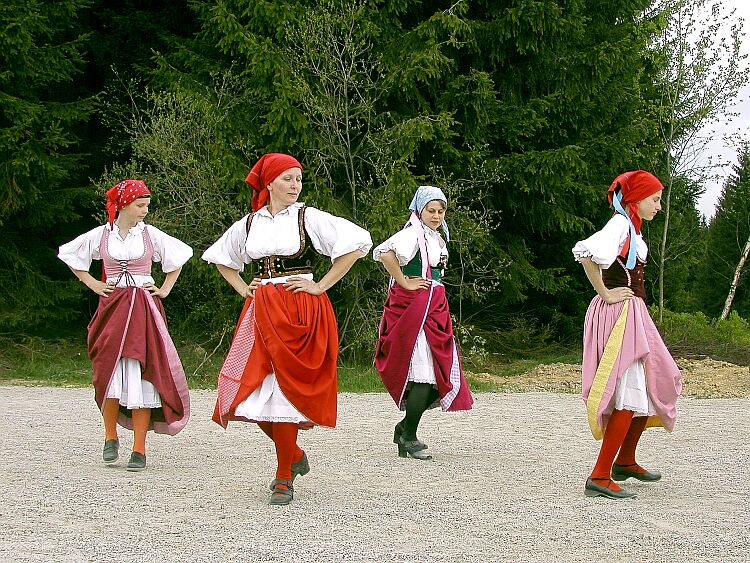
top-left (5, 310), bottom-right (745, 395)
top-left (338, 364), bottom-right (383, 392)
top-left (0, 336), bottom-right (92, 386)
top-left (0, 334), bottom-right (583, 394)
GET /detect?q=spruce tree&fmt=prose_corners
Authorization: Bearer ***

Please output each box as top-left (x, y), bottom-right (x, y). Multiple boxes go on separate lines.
top-left (699, 147), bottom-right (750, 318)
top-left (0, 0), bottom-right (97, 329)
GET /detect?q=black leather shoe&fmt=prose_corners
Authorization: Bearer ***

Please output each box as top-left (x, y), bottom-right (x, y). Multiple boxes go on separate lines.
top-left (393, 422), bottom-right (427, 450)
top-left (126, 451), bottom-right (146, 472)
top-left (584, 478), bottom-right (636, 499)
top-left (102, 439), bottom-right (119, 464)
top-left (611, 463), bottom-right (661, 482)
top-left (397, 436), bottom-right (432, 460)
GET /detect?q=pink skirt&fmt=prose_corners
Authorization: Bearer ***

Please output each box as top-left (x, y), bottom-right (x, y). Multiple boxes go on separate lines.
top-left (582, 296), bottom-right (681, 438)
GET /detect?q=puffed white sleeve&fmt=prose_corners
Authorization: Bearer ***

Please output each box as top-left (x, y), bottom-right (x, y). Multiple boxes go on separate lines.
top-left (57, 225), bottom-right (107, 271)
top-left (201, 216), bottom-right (251, 271)
top-left (372, 227), bottom-right (419, 266)
top-left (572, 215), bottom-right (629, 269)
top-left (304, 207), bottom-right (373, 261)
top-left (147, 225), bottom-right (194, 272)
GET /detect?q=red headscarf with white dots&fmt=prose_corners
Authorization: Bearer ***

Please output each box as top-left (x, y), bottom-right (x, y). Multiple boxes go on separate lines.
top-left (105, 179), bottom-right (151, 227)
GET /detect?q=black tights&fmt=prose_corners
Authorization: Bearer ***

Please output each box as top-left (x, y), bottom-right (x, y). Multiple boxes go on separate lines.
top-left (401, 383), bottom-right (438, 441)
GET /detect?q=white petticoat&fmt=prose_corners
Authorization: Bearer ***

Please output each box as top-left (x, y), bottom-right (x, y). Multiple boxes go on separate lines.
top-left (106, 357), bottom-right (162, 409)
top-left (234, 372), bottom-right (309, 423)
top-left (407, 329), bottom-right (437, 384)
top-left (614, 359), bottom-right (656, 417)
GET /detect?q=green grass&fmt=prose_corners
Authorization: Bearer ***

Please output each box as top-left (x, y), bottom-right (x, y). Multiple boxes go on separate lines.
top-left (8, 312), bottom-right (745, 394)
top-left (0, 336), bottom-right (92, 386)
top-left (0, 335), bottom-right (583, 392)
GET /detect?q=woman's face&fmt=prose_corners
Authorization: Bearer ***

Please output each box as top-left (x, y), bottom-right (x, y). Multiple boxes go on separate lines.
top-left (118, 197), bottom-right (150, 224)
top-left (637, 190), bottom-right (662, 221)
top-left (268, 167), bottom-right (303, 210)
top-left (420, 199), bottom-right (446, 230)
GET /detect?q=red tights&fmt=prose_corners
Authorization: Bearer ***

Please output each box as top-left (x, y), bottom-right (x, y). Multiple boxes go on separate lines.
top-left (257, 422), bottom-right (304, 483)
top-left (590, 409), bottom-right (648, 490)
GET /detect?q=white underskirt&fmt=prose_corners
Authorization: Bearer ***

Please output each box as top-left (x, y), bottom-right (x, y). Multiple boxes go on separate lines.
top-left (614, 359), bottom-right (656, 417)
top-left (407, 329), bottom-right (437, 384)
top-left (234, 372), bottom-right (309, 423)
top-left (106, 357), bottom-right (162, 409)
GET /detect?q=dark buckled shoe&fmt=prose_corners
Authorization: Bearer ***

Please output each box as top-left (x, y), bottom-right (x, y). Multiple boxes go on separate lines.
top-left (126, 451), bottom-right (147, 472)
top-left (292, 451), bottom-right (310, 481)
top-left (397, 436), bottom-right (432, 460)
top-left (393, 422), bottom-right (427, 450)
top-left (103, 439), bottom-right (119, 464)
top-left (270, 479), bottom-right (294, 506)
top-left (269, 451), bottom-right (310, 491)
top-left (584, 477), bottom-right (636, 499)
top-left (612, 463), bottom-right (662, 482)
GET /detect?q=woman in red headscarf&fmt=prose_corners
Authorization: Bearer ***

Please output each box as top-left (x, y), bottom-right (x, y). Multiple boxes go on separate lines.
top-left (202, 152), bottom-right (372, 505)
top-left (572, 170), bottom-right (682, 499)
top-left (58, 180), bottom-right (192, 471)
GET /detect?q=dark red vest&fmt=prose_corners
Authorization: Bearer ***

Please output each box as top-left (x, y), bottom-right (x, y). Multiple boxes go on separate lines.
top-left (603, 257), bottom-right (646, 300)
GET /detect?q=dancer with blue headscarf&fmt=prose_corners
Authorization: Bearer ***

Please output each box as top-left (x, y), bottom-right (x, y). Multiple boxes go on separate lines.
top-left (373, 186), bottom-right (473, 460)
top-left (572, 170), bottom-right (682, 499)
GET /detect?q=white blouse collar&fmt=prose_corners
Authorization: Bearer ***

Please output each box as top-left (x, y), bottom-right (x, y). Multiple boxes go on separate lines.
top-left (256, 202), bottom-right (305, 218)
top-left (108, 221), bottom-right (146, 240)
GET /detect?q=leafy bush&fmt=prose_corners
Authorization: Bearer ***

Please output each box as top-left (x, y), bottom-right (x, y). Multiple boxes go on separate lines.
top-left (656, 309), bottom-right (750, 365)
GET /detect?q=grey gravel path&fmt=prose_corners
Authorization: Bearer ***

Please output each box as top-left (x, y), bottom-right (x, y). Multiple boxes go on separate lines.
top-left (0, 387), bottom-right (748, 562)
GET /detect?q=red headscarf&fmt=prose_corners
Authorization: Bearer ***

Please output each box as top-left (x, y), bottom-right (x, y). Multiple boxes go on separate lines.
top-left (105, 179), bottom-right (151, 228)
top-left (244, 153), bottom-right (303, 212)
top-left (607, 170), bottom-right (664, 260)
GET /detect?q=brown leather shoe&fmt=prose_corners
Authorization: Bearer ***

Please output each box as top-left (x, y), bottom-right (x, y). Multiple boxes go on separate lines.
top-left (611, 463), bottom-right (662, 482)
top-left (584, 478), bottom-right (636, 499)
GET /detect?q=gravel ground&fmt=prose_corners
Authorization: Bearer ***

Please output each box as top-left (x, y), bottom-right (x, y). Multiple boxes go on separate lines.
top-left (0, 387), bottom-right (748, 562)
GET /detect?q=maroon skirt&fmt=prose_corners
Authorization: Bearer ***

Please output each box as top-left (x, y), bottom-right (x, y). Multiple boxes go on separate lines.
top-left (374, 282), bottom-right (473, 411)
top-left (87, 286), bottom-right (190, 435)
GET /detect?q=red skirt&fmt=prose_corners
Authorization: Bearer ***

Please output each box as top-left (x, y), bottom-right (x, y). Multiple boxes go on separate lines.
top-left (87, 287), bottom-right (190, 435)
top-left (374, 283), bottom-right (473, 411)
top-left (213, 283), bottom-right (339, 428)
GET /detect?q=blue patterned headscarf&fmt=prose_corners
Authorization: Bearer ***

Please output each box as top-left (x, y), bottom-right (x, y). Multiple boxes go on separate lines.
top-left (407, 185), bottom-right (450, 241)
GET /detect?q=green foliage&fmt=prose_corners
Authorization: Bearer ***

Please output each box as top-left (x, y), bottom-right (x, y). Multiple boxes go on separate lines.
top-left (697, 145), bottom-right (750, 317)
top-left (0, 0), bottom-right (99, 330)
top-left (642, 175), bottom-right (705, 310)
top-left (101, 76), bottom-right (250, 250)
top-left (0, 0), bottom-right (96, 224)
top-left (656, 308), bottom-right (750, 365)
top-left (647, 0), bottom-right (749, 319)
top-left (3, 0), bottom-right (745, 356)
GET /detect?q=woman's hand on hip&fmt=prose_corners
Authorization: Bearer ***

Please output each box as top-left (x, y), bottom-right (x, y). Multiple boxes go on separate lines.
top-left (245, 277), bottom-right (262, 298)
top-left (90, 280), bottom-right (115, 297)
top-left (144, 282), bottom-right (171, 299)
top-left (283, 276), bottom-right (323, 295)
top-left (602, 286), bottom-right (634, 304)
top-left (399, 277), bottom-right (431, 291)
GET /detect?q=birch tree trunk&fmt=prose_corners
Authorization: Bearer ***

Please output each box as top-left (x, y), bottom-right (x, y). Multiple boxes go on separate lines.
top-left (720, 234), bottom-right (750, 319)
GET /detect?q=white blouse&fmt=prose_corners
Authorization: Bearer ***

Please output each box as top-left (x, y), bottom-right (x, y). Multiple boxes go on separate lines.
top-left (201, 203), bottom-right (373, 272)
top-left (58, 222), bottom-right (193, 287)
top-left (373, 222), bottom-right (448, 267)
top-left (572, 215), bottom-right (648, 269)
